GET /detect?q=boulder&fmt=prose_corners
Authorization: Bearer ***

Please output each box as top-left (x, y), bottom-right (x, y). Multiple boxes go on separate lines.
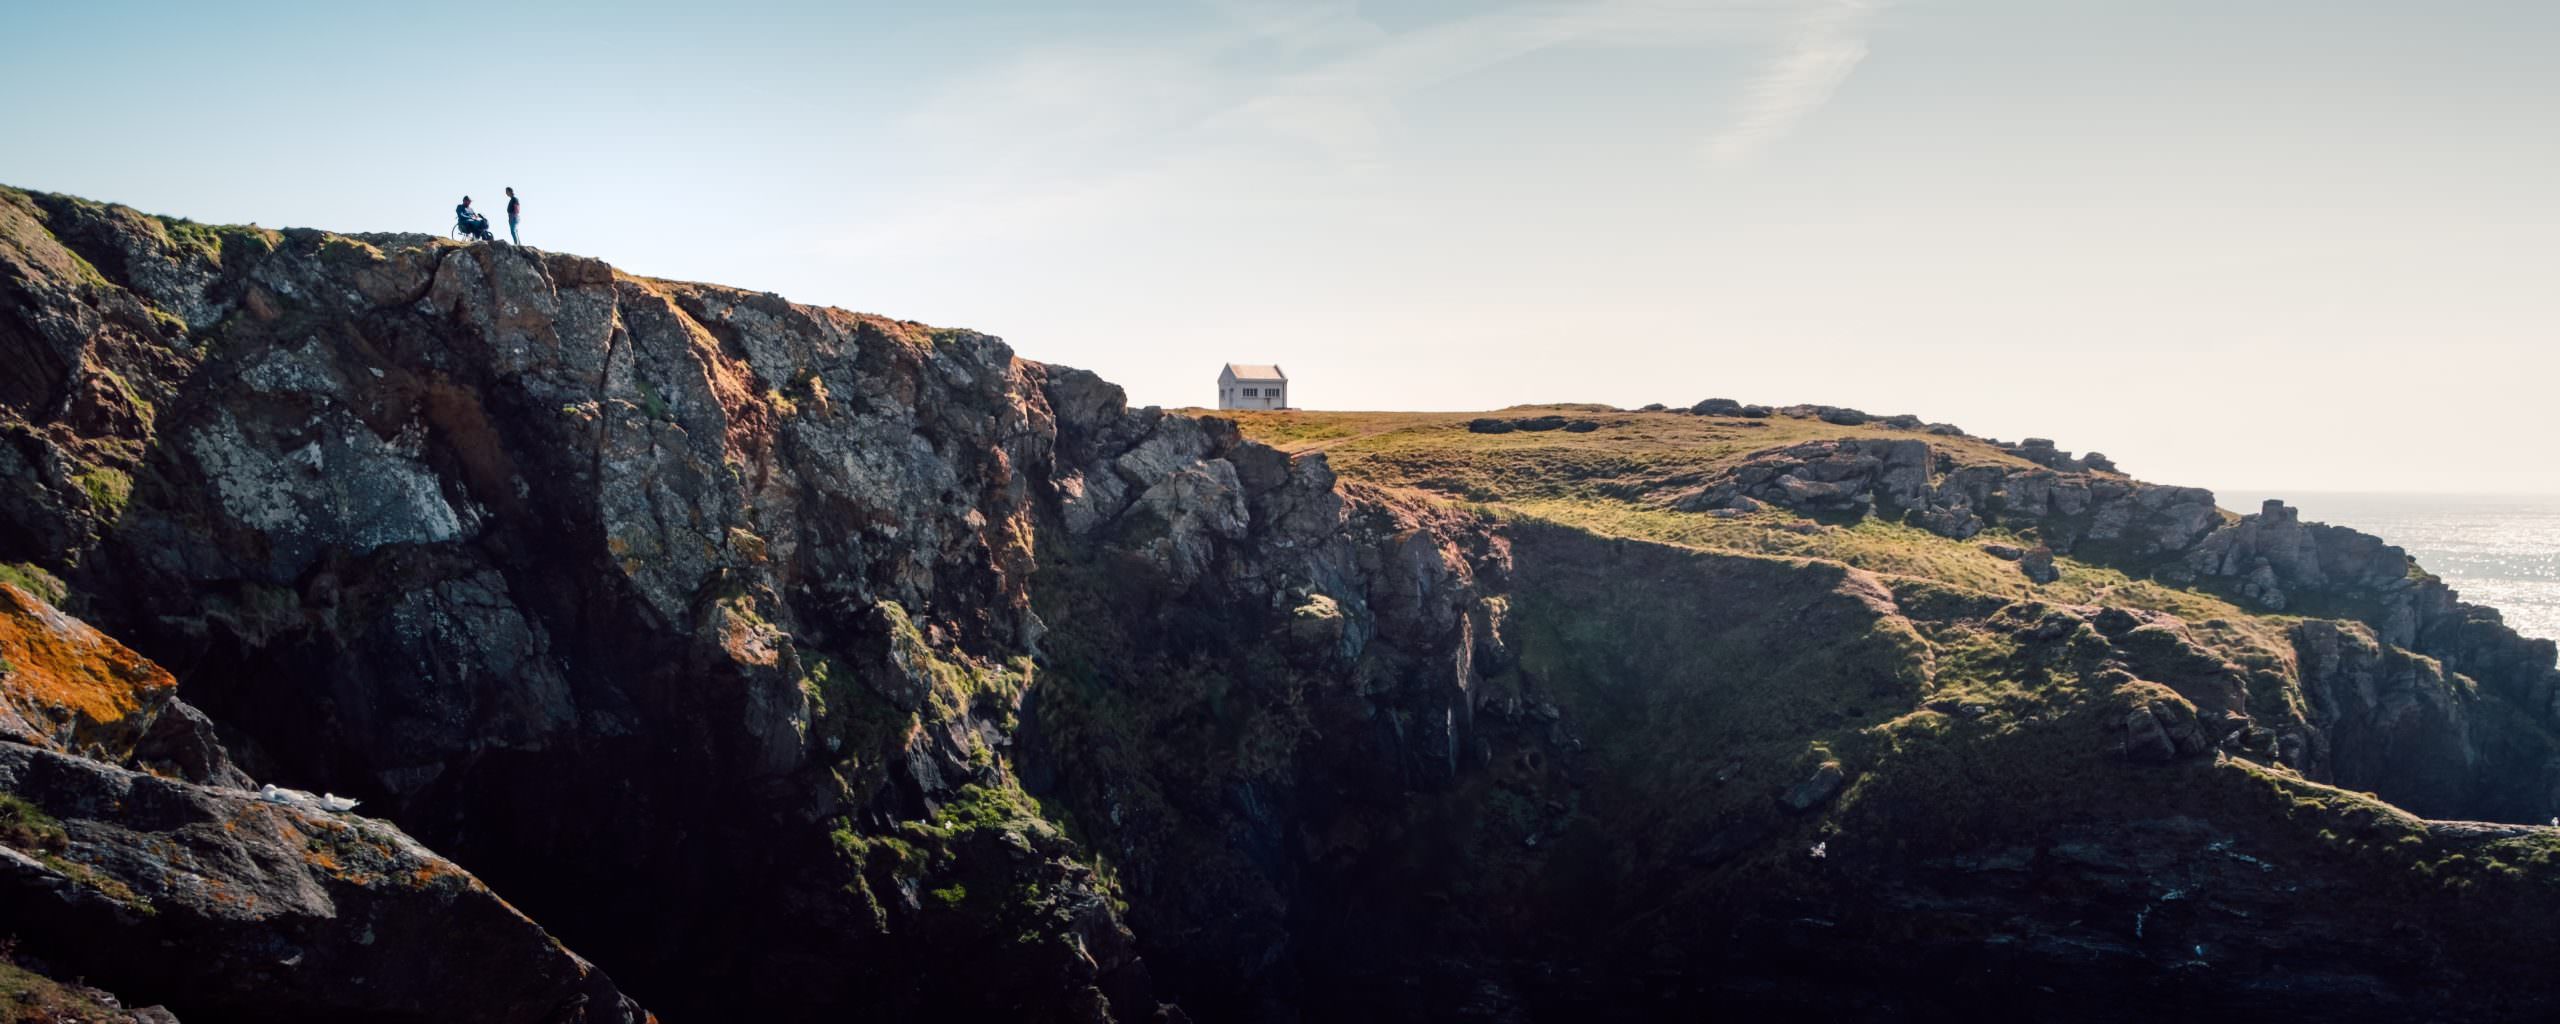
top-left (1284, 593), bottom-right (1353, 664)
top-left (1916, 504), bottom-right (1984, 539)
top-left (1779, 762), bottom-right (1847, 812)
top-left (1467, 418), bottom-right (1516, 434)
top-left (1691, 398), bottom-right (1743, 416)
top-left (2007, 438), bottom-right (2075, 469)
top-left (1669, 486), bottom-right (1741, 513)
top-left (0, 584), bottom-right (245, 787)
top-left (2018, 546), bottom-right (2060, 583)
top-left (1776, 474), bottom-right (1864, 508)
top-left (2114, 683), bottom-right (2211, 764)
top-left (0, 742), bottom-right (647, 1023)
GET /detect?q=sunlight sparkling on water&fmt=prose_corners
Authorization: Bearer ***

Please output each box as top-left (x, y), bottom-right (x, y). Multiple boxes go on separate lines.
top-left (2226, 493), bottom-right (2560, 643)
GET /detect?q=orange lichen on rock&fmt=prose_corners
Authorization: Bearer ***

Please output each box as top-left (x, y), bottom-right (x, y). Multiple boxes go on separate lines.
top-left (405, 858), bottom-right (472, 890)
top-left (0, 581), bottom-right (177, 758)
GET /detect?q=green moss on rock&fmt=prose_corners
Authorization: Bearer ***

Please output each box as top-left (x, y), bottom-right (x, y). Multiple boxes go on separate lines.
top-left (0, 565), bottom-right (65, 606)
top-left (74, 467), bottom-right (131, 516)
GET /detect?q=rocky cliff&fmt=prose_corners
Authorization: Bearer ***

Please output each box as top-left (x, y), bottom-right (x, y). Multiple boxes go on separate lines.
top-left (7, 186), bottom-right (2560, 1022)
top-left (0, 579), bottom-right (645, 1023)
top-left (1652, 430), bottom-right (2560, 823)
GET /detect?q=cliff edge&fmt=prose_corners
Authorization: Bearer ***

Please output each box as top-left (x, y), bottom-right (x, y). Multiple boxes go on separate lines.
top-left (7, 185), bottom-right (2560, 1021)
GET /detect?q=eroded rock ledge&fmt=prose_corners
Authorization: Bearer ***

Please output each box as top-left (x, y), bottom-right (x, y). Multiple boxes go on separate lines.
top-left (0, 580), bottom-right (646, 1022)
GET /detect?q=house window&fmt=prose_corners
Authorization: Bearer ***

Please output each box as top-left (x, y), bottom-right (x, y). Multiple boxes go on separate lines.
top-left (1242, 388), bottom-right (1259, 397)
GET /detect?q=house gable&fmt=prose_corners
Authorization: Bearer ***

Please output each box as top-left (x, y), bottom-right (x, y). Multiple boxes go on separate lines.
top-left (1216, 363), bottom-right (1289, 410)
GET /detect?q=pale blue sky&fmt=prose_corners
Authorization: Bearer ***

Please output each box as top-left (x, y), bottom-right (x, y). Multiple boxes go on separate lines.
top-left (7, 1), bottom-right (2556, 493)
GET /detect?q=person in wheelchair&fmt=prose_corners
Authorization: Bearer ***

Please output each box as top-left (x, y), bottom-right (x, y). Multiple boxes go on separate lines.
top-left (455, 196), bottom-right (495, 241)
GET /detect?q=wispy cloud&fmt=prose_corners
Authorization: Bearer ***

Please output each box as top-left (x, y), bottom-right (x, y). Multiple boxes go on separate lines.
top-left (1205, 0), bottom-right (1387, 54)
top-left (1208, 2), bottom-right (1747, 167)
top-left (849, 2), bottom-right (1704, 249)
top-left (1703, 0), bottom-right (1888, 166)
top-left (835, 0), bottom-right (1867, 253)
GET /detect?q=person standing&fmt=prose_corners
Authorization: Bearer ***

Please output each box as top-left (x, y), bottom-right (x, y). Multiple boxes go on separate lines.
top-left (505, 187), bottom-right (522, 245)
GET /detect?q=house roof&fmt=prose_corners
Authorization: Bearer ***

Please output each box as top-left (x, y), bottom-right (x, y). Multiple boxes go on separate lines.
top-left (1221, 363), bottom-right (1286, 381)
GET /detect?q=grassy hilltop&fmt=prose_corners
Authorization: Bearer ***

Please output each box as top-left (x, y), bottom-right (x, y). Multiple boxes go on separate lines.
top-left (1222, 405), bottom-right (2249, 615)
top-left (1199, 402), bottom-right (2560, 1017)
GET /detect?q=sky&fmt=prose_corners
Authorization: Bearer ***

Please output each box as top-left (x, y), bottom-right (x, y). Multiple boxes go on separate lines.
top-left (6, 0), bottom-right (2556, 495)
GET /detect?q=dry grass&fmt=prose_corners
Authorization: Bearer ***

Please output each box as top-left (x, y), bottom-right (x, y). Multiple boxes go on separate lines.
top-left (0, 956), bottom-right (124, 1023)
top-left (1219, 406), bottom-right (2038, 488)
top-left (1224, 407), bottom-right (2252, 623)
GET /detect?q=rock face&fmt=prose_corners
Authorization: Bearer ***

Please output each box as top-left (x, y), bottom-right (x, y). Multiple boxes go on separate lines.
top-left (0, 581), bottom-right (243, 787)
top-left (14, 185), bottom-right (2560, 1023)
top-left (1670, 437), bottom-right (2213, 555)
top-left (4, 187), bottom-right (1129, 1018)
top-left (1, 742), bottom-right (647, 1024)
top-left (2278, 618), bottom-right (2560, 819)
top-left (0, 186), bottom-right (1519, 1020)
top-left (0, 576), bottom-right (646, 1022)
top-left (1660, 434), bottom-right (2560, 823)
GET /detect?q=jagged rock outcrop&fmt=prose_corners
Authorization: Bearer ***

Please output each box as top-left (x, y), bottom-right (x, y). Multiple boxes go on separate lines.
top-left (1667, 436), bottom-right (2221, 556)
top-left (2181, 500), bottom-right (2436, 619)
top-left (2, 741), bottom-right (647, 1024)
top-left (0, 577), bottom-right (646, 1022)
top-left (1, 186), bottom-right (1525, 1021)
top-left (1658, 429), bottom-right (2560, 824)
top-left (5, 186), bottom-right (1139, 1019)
top-left (2284, 619), bottom-right (2478, 804)
top-left (15, 185), bottom-right (2560, 1023)
top-left (2174, 501), bottom-right (2560, 805)
top-left (0, 581), bottom-right (244, 787)
top-left (2274, 618), bottom-right (2560, 820)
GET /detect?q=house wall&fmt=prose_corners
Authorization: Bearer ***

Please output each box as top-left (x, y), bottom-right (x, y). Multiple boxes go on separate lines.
top-left (1217, 380), bottom-right (1287, 410)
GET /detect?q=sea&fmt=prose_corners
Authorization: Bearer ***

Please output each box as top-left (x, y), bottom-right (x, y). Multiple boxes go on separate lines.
top-left (2220, 492), bottom-right (2560, 644)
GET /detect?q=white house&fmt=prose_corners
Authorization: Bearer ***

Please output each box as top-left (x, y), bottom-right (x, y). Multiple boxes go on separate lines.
top-left (1217, 363), bottom-right (1288, 410)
